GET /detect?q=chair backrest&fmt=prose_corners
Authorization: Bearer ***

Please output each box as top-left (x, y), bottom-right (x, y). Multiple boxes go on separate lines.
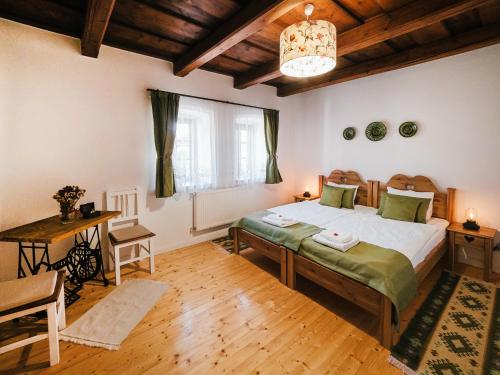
top-left (106, 188), bottom-right (140, 230)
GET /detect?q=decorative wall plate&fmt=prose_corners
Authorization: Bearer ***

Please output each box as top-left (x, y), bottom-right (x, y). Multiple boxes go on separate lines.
top-left (365, 122), bottom-right (387, 141)
top-left (343, 127), bottom-right (356, 140)
top-left (399, 121), bottom-right (418, 137)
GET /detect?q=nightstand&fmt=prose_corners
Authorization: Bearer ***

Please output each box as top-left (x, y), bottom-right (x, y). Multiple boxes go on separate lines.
top-left (447, 222), bottom-right (497, 282)
top-left (294, 194), bottom-right (319, 203)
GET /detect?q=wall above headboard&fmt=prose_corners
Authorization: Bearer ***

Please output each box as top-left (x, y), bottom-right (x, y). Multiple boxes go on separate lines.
top-left (291, 43), bottom-right (500, 269)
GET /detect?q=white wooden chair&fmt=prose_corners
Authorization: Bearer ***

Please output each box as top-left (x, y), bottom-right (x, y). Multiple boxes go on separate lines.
top-left (0, 270), bottom-right (66, 367)
top-left (106, 188), bottom-right (155, 285)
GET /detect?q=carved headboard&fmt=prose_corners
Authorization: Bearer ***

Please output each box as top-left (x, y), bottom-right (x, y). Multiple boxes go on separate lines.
top-left (318, 170), bottom-right (373, 207)
top-left (374, 174), bottom-right (456, 221)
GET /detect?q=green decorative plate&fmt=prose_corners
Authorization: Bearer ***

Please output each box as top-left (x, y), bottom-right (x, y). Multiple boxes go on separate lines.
top-left (343, 127), bottom-right (356, 140)
top-left (399, 121), bottom-right (418, 137)
top-left (365, 122), bottom-right (387, 141)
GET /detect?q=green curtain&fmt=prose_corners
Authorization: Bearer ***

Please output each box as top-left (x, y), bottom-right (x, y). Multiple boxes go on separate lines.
top-left (263, 109), bottom-right (283, 184)
top-left (150, 90), bottom-right (180, 198)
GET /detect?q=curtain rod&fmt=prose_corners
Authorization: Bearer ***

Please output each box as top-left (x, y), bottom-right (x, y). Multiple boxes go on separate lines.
top-left (147, 89), bottom-right (278, 112)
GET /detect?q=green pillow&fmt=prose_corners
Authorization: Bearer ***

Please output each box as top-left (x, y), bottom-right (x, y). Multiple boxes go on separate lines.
top-left (341, 187), bottom-right (356, 209)
top-left (319, 185), bottom-right (344, 208)
top-left (376, 192), bottom-right (388, 215)
top-left (377, 192), bottom-right (431, 223)
top-left (414, 197), bottom-right (431, 223)
top-left (381, 194), bottom-right (422, 223)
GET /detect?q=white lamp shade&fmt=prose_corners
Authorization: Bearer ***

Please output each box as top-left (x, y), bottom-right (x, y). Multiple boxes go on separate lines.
top-left (280, 20), bottom-right (337, 78)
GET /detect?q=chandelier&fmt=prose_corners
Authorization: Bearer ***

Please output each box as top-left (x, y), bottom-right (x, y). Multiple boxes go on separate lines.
top-left (279, 4), bottom-right (337, 78)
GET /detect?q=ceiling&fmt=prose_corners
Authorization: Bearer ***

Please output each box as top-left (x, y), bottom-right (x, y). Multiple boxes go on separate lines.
top-left (1, 0), bottom-right (500, 96)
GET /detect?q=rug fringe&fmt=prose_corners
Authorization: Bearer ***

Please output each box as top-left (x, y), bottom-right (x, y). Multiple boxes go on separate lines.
top-left (388, 355), bottom-right (418, 375)
top-left (60, 334), bottom-right (119, 351)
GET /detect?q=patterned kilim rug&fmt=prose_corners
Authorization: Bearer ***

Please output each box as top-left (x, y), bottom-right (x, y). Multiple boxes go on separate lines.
top-left (389, 272), bottom-right (499, 375)
top-left (211, 235), bottom-right (249, 253)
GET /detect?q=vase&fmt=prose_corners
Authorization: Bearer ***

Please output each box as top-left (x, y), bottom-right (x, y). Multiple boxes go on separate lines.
top-left (60, 204), bottom-right (76, 224)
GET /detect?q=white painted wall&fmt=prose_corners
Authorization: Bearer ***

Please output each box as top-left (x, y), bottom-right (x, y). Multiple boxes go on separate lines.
top-left (1, 19), bottom-right (499, 281)
top-left (0, 20), bottom-right (297, 281)
top-left (292, 44), bottom-right (500, 269)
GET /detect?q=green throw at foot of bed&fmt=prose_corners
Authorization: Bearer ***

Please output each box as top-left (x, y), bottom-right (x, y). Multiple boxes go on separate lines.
top-left (299, 238), bottom-right (417, 325)
top-left (230, 211), bottom-right (322, 251)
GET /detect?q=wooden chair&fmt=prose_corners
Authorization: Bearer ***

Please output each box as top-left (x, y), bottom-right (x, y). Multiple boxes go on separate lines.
top-left (0, 270), bottom-right (66, 366)
top-left (106, 188), bottom-right (155, 285)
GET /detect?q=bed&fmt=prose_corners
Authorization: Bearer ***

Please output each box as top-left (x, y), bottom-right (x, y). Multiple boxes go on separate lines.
top-left (232, 170), bottom-right (455, 348)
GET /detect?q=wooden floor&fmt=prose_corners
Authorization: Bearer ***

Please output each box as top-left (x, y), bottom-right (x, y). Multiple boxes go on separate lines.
top-left (0, 242), bottom-right (497, 375)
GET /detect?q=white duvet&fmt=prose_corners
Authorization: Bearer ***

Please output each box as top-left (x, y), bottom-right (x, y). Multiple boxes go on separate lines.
top-left (268, 201), bottom-right (448, 268)
top-left (268, 199), bottom-right (354, 227)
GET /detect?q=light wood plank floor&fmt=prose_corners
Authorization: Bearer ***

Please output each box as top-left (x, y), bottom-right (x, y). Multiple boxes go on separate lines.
top-left (0, 242), bottom-right (496, 374)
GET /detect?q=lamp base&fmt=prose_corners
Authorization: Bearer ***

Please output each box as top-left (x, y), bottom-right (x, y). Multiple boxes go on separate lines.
top-left (303, 191), bottom-right (311, 198)
top-left (463, 220), bottom-right (480, 231)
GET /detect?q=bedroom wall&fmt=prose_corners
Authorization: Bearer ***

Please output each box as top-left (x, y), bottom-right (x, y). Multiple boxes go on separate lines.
top-left (0, 20), bottom-right (298, 281)
top-left (293, 43), bottom-right (500, 271)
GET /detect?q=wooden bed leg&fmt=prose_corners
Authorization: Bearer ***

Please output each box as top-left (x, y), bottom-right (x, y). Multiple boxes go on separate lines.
top-left (233, 229), bottom-right (240, 255)
top-left (379, 295), bottom-right (392, 349)
top-left (280, 247), bottom-right (287, 285)
top-left (286, 249), bottom-right (296, 290)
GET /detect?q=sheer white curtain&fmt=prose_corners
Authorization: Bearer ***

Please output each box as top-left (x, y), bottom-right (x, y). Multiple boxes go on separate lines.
top-left (173, 96), bottom-right (266, 193)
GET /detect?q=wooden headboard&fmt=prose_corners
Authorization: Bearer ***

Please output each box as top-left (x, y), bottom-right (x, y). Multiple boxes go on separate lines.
top-left (373, 174), bottom-right (456, 221)
top-left (318, 170), bottom-right (373, 207)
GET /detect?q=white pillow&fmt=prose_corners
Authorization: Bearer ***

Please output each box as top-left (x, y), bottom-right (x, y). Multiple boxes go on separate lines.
top-left (387, 187), bottom-right (434, 222)
top-left (327, 182), bottom-right (359, 207)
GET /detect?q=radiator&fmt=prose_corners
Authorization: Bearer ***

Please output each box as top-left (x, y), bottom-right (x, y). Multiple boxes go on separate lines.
top-left (192, 187), bottom-right (262, 232)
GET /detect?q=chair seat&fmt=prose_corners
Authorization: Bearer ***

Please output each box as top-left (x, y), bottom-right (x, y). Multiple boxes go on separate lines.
top-left (109, 224), bottom-right (155, 245)
top-left (0, 271), bottom-right (58, 313)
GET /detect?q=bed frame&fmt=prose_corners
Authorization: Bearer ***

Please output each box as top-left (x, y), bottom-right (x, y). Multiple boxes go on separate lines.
top-left (232, 169), bottom-right (373, 284)
top-left (233, 228), bottom-right (287, 284)
top-left (233, 170), bottom-right (455, 348)
top-left (288, 172), bottom-right (455, 348)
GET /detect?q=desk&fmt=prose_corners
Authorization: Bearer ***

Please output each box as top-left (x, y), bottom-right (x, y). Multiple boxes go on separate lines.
top-left (0, 211), bottom-right (120, 303)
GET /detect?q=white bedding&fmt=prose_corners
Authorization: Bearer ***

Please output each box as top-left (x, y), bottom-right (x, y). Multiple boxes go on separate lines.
top-left (268, 201), bottom-right (448, 268)
top-left (268, 200), bottom-right (354, 227)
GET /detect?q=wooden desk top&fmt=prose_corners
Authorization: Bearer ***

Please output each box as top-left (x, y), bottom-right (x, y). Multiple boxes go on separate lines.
top-left (447, 222), bottom-right (497, 239)
top-left (0, 211), bottom-right (121, 244)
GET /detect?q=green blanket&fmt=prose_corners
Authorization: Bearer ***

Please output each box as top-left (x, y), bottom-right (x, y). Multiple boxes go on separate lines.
top-left (230, 212), bottom-right (417, 324)
top-left (299, 238), bottom-right (417, 324)
top-left (230, 211), bottom-right (322, 251)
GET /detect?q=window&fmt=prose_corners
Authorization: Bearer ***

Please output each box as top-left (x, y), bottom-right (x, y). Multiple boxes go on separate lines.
top-left (173, 97), bottom-right (266, 192)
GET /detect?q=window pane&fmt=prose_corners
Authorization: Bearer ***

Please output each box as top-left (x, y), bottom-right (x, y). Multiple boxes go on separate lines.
top-left (172, 96), bottom-right (267, 192)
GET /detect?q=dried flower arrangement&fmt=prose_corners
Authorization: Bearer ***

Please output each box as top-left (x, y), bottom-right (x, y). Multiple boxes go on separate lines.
top-left (53, 186), bottom-right (86, 223)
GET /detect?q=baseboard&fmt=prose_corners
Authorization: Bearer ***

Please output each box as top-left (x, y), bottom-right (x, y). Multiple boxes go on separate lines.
top-left (155, 230), bottom-right (228, 256)
top-left (190, 223), bottom-right (231, 236)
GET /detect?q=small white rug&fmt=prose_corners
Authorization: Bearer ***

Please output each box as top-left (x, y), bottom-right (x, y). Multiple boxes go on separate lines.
top-left (60, 279), bottom-right (168, 350)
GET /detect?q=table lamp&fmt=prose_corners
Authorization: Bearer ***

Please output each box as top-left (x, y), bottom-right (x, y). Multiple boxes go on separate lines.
top-left (303, 186), bottom-right (311, 198)
top-left (463, 208), bottom-right (480, 230)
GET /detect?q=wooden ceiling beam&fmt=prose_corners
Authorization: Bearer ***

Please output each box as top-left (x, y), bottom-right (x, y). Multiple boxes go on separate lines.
top-left (234, 60), bottom-right (281, 89)
top-left (173, 0), bottom-right (305, 77)
top-left (235, 0), bottom-right (493, 89)
top-left (277, 22), bottom-right (500, 96)
top-left (0, 0), bottom-right (83, 37)
top-left (81, 0), bottom-right (116, 58)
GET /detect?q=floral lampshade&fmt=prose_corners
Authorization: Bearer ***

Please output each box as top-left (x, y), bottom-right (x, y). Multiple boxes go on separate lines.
top-left (280, 20), bottom-right (337, 78)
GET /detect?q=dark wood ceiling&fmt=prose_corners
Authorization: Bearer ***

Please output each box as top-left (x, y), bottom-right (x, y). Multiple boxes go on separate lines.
top-left (1, 0), bottom-right (500, 96)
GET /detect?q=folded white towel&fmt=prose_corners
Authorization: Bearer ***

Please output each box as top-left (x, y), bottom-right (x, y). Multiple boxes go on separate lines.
top-left (312, 233), bottom-right (359, 252)
top-left (267, 213), bottom-right (294, 222)
top-left (319, 230), bottom-right (352, 243)
top-left (262, 216), bottom-right (298, 228)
